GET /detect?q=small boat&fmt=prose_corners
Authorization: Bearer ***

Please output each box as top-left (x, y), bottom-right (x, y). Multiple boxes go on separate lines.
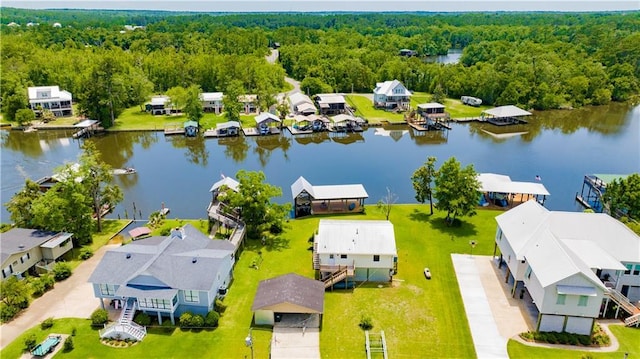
top-left (112, 167), bottom-right (136, 175)
top-left (160, 207), bottom-right (170, 216)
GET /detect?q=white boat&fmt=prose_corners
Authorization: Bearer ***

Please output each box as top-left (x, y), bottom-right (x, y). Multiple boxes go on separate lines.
top-left (112, 167), bottom-right (136, 175)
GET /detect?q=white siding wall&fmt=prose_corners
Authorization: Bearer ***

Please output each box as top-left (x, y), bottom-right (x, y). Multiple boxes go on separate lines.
top-left (524, 269), bottom-right (546, 311)
top-left (540, 274), bottom-right (603, 318)
top-left (539, 315), bottom-right (564, 332)
top-left (319, 253), bottom-right (394, 270)
top-left (495, 231), bottom-right (523, 280)
top-left (565, 317), bottom-right (593, 335)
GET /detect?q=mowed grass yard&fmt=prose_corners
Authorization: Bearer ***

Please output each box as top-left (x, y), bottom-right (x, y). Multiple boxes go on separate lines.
top-left (3, 206), bottom-right (638, 358)
top-left (110, 106), bottom-right (260, 131)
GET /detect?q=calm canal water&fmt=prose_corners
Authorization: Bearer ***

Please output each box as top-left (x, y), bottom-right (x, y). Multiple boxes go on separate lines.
top-left (1, 103), bottom-right (638, 222)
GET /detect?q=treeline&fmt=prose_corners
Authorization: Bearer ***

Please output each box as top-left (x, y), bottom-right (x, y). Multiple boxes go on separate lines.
top-left (1, 10), bottom-right (639, 126)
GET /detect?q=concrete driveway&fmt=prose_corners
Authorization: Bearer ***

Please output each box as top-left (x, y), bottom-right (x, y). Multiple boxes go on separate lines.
top-left (271, 327), bottom-right (321, 359)
top-left (0, 244), bottom-right (119, 349)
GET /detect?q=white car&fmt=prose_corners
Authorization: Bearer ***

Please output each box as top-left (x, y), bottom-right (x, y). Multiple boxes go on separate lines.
top-left (424, 268), bottom-right (432, 280)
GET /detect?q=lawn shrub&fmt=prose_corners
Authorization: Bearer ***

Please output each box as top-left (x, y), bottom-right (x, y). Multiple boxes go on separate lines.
top-left (71, 327), bottom-right (77, 336)
top-left (578, 335), bottom-right (591, 346)
top-left (0, 302), bottom-right (21, 322)
top-left (179, 312), bottom-right (193, 328)
top-left (190, 314), bottom-right (204, 328)
top-left (91, 309), bottom-right (109, 325)
top-left (40, 317), bottom-right (54, 330)
top-left (592, 332), bottom-right (610, 346)
top-left (79, 248), bottom-right (93, 260)
top-left (359, 316), bottom-right (373, 330)
top-left (556, 331), bottom-right (569, 344)
top-left (24, 334), bottom-right (37, 351)
top-left (545, 332), bottom-right (558, 344)
top-left (134, 312), bottom-right (151, 326)
top-left (214, 299), bottom-right (226, 313)
top-left (205, 311), bottom-right (220, 327)
top-left (52, 262), bottom-right (72, 281)
top-left (63, 336), bottom-right (74, 351)
top-left (31, 274), bottom-right (55, 297)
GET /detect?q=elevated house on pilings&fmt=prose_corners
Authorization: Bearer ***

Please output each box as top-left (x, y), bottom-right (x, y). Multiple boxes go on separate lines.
top-left (481, 105), bottom-right (531, 126)
top-left (313, 219), bottom-right (398, 289)
top-left (493, 201), bottom-right (640, 334)
top-left (88, 224), bottom-right (237, 341)
top-left (206, 176), bottom-right (246, 252)
top-left (291, 176), bottom-right (368, 218)
top-left (575, 174), bottom-right (630, 214)
top-left (315, 93), bottom-right (347, 116)
top-left (410, 103), bottom-right (451, 131)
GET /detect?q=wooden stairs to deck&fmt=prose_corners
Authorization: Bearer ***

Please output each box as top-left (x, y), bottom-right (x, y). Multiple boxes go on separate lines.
top-left (323, 267), bottom-right (348, 288)
top-left (606, 289), bottom-right (640, 326)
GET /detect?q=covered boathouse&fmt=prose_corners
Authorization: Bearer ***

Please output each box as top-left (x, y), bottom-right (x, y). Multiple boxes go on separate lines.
top-left (291, 176), bottom-right (368, 218)
top-left (481, 105), bottom-right (532, 126)
top-left (477, 173), bottom-right (550, 208)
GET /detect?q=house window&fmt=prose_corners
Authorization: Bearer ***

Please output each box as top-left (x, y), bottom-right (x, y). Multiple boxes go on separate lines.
top-left (184, 290), bottom-right (199, 303)
top-left (373, 255), bottom-right (380, 262)
top-left (340, 254), bottom-right (347, 259)
top-left (556, 294), bottom-right (566, 305)
top-left (634, 265), bottom-right (640, 276)
top-left (329, 254), bottom-right (334, 259)
top-left (525, 266), bottom-right (532, 279)
top-left (99, 284), bottom-right (115, 296)
top-left (624, 264), bottom-right (633, 275)
top-left (578, 296), bottom-right (588, 307)
top-left (20, 253), bottom-right (30, 264)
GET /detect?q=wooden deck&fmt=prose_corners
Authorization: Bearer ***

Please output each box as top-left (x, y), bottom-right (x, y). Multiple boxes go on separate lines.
top-left (164, 127), bottom-right (185, 136)
top-left (480, 194), bottom-right (544, 210)
top-left (311, 200), bottom-right (363, 215)
top-left (408, 121), bottom-right (451, 131)
top-left (243, 127), bottom-right (282, 136)
top-left (203, 129), bottom-right (239, 138)
top-left (287, 126), bottom-right (314, 135)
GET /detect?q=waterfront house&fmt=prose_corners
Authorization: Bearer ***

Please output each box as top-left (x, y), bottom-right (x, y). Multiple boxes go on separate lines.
top-left (200, 92), bottom-right (224, 114)
top-left (252, 273), bottom-right (324, 327)
top-left (291, 176), bottom-right (368, 218)
top-left (314, 220), bottom-right (398, 286)
top-left (147, 95), bottom-right (170, 115)
top-left (494, 200), bottom-right (640, 333)
top-left (89, 224), bottom-right (236, 329)
top-left (315, 93), bottom-right (347, 115)
top-left (289, 92), bottom-right (317, 115)
top-left (416, 103), bottom-right (448, 120)
top-left (255, 112), bottom-right (281, 135)
top-left (1, 228), bottom-right (74, 280)
top-left (28, 86), bottom-right (73, 117)
top-left (373, 80), bottom-right (411, 110)
top-left (239, 94), bottom-right (259, 114)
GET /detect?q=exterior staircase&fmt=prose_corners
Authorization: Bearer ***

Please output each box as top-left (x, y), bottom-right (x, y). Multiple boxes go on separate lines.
top-left (606, 289), bottom-right (640, 327)
top-left (313, 241), bottom-right (320, 270)
top-left (99, 298), bottom-right (147, 341)
top-left (323, 267), bottom-right (348, 288)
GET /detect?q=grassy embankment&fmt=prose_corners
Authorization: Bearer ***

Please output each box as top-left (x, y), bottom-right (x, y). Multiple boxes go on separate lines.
top-left (346, 92), bottom-right (492, 125)
top-left (4, 206), bottom-right (637, 358)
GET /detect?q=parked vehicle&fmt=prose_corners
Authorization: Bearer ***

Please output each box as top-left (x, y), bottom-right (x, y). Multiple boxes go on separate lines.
top-left (461, 96), bottom-right (483, 107)
top-left (424, 267), bottom-right (432, 279)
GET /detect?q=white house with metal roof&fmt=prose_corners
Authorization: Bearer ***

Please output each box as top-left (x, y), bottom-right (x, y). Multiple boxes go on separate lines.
top-left (494, 200), bottom-right (640, 333)
top-left (1, 228), bottom-right (74, 280)
top-left (373, 80), bottom-right (412, 110)
top-left (88, 224), bottom-right (236, 330)
top-left (28, 86), bottom-right (73, 117)
top-left (314, 220), bottom-right (398, 283)
top-left (291, 176), bottom-right (368, 218)
top-left (289, 92), bottom-right (317, 115)
top-left (200, 92), bottom-right (224, 114)
top-left (315, 93), bottom-right (346, 115)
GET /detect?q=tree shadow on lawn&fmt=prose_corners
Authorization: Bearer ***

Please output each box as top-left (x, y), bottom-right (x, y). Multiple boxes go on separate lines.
top-left (408, 208), bottom-right (478, 238)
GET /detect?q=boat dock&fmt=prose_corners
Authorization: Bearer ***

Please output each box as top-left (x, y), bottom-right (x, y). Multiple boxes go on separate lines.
top-left (164, 126), bottom-right (185, 136)
top-left (242, 127), bottom-right (282, 136)
top-left (408, 121), bottom-right (451, 131)
top-left (287, 126), bottom-right (314, 135)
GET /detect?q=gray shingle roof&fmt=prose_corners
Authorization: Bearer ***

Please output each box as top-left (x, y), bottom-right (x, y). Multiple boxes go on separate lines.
top-left (251, 273), bottom-right (324, 313)
top-left (1, 228), bottom-right (72, 266)
top-left (88, 224), bottom-right (235, 291)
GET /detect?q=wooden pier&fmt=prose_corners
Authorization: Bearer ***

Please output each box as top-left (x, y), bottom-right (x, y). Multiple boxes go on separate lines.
top-left (242, 127), bottom-right (282, 136)
top-left (408, 121), bottom-right (451, 131)
top-left (164, 126), bottom-right (185, 136)
top-left (286, 126), bottom-right (314, 135)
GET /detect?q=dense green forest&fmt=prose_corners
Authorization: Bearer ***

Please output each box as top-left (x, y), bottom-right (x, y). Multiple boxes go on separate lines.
top-left (1, 9), bottom-right (639, 126)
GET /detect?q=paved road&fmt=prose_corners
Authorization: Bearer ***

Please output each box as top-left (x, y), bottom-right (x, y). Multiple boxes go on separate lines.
top-left (0, 244), bottom-right (119, 349)
top-left (266, 48), bottom-right (301, 97)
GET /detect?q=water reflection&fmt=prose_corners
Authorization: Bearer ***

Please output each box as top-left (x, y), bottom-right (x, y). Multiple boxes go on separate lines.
top-left (375, 125), bottom-right (409, 142)
top-left (168, 135), bottom-right (209, 166)
top-left (253, 135), bottom-right (292, 167)
top-left (293, 132), bottom-right (331, 145)
top-left (407, 128), bottom-right (449, 145)
top-left (219, 136), bottom-right (249, 162)
top-left (331, 132), bottom-right (365, 145)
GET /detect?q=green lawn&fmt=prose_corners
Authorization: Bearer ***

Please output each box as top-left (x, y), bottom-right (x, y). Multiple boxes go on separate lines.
top-left (508, 325), bottom-right (640, 358)
top-left (346, 94), bottom-right (406, 124)
top-left (3, 207), bottom-right (637, 358)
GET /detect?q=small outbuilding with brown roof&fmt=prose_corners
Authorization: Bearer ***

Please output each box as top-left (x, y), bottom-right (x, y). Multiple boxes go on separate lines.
top-left (251, 273), bottom-right (324, 327)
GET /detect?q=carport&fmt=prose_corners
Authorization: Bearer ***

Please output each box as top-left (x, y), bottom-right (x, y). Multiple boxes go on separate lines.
top-left (251, 273), bottom-right (324, 328)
